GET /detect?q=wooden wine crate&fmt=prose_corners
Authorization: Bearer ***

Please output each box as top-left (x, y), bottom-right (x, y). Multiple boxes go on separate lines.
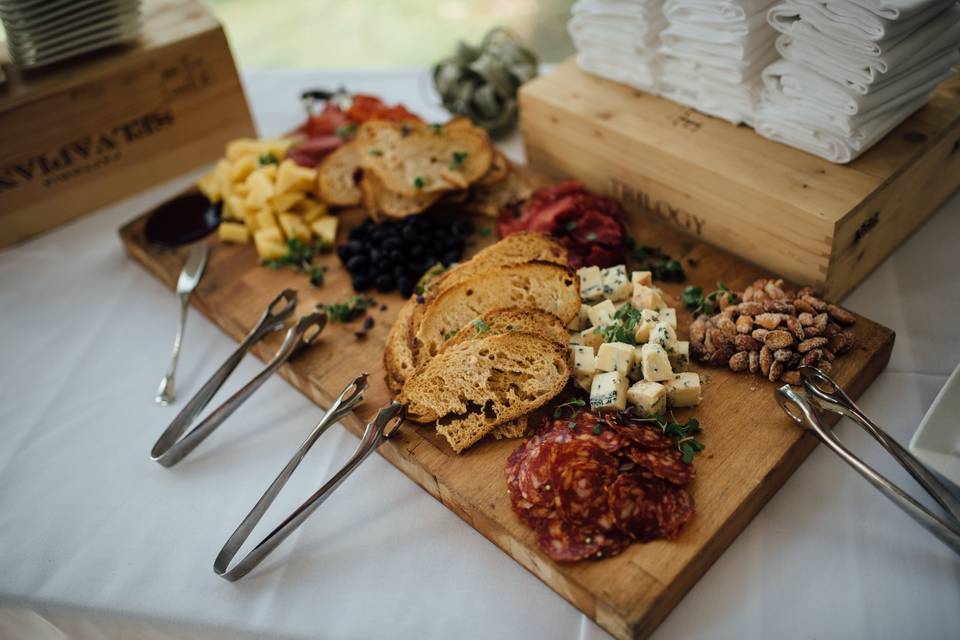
top-left (0, 0), bottom-right (255, 248)
top-left (519, 58), bottom-right (960, 299)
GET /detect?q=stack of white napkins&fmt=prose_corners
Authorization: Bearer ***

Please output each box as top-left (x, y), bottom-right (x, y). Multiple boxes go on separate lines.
top-left (757, 0), bottom-right (960, 163)
top-left (657, 0), bottom-right (779, 124)
top-left (568, 0), bottom-right (667, 91)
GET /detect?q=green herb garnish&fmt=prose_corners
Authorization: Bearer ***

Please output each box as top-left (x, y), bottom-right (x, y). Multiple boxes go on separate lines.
top-left (553, 397), bottom-right (586, 418)
top-left (630, 413), bottom-right (705, 463)
top-left (443, 329), bottom-right (458, 341)
top-left (627, 239), bottom-right (686, 283)
top-left (414, 262), bottom-right (447, 295)
top-left (413, 176), bottom-right (427, 189)
top-left (449, 150), bottom-right (469, 170)
top-left (321, 295), bottom-right (374, 323)
top-left (258, 152), bottom-right (279, 166)
top-left (682, 281), bottom-right (738, 316)
top-left (480, 227), bottom-right (493, 237)
top-left (335, 123), bottom-right (357, 139)
top-left (259, 237), bottom-right (331, 287)
top-left (369, 148), bottom-right (383, 156)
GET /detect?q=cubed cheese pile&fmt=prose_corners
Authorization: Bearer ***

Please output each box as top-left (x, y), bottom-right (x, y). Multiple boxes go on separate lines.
top-left (568, 264), bottom-right (701, 415)
top-left (196, 137), bottom-right (338, 261)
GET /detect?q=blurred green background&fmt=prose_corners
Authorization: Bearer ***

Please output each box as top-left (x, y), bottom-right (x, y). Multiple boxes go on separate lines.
top-left (205, 0), bottom-right (576, 68)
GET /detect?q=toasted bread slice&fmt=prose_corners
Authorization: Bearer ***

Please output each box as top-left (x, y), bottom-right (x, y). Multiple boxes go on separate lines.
top-left (465, 170), bottom-right (534, 218)
top-left (360, 120), bottom-right (493, 196)
top-left (491, 416), bottom-right (528, 440)
top-left (317, 142), bottom-right (363, 206)
top-left (414, 261), bottom-right (580, 364)
top-left (384, 298), bottom-right (418, 394)
top-left (362, 170), bottom-right (441, 219)
top-left (474, 149), bottom-right (509, 187)
top-left (440, 307), bottom-right (568, 353)
top-left (399, 332), bottom-right (569, 452)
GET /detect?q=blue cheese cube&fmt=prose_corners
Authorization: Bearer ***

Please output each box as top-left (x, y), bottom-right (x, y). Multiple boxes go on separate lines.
top-left (633, 309), bottom-right (662, 343)
top-left (626, 380), bottom-right (667, 417)
top-left (658, 308), bottom-right (677, 329)
top-left (668, 341), bottom-right (690, 372)
top-left (631, 270), bottom-right (652, 286)
top-left (601, 265), bottom-right (631, 302)
top-left (569, 345), bottom-right (596, 391)
top-left (628, 346), bottom-right (645, 381)
top-left (595, 342), bottom-right (633, 376)
top-left (590, 371), bottom-right (628, 412)
top-left (631, 284), bottom-right (668, 311)
top-left (566, 304), bottom-right (591, 331)
top-left (577, 266), bottom-right (604, 302)
top-left (640, 343), bottom-right (674, 382)
top-left (579, 327), bottom-right (606, 351)
top-left (587, 299), bottom-right (617, 328)
top-left (649, 321), bottom-right (677, 349)
top-left (664, 372), bottom-right (701, 407)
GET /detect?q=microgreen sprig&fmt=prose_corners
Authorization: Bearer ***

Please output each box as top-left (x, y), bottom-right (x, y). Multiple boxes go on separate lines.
top-left (682, 281), bottom-right (739, 316)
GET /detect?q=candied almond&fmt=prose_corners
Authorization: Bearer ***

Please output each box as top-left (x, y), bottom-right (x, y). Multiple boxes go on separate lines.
top-left (774, 348), bottom-right (794, 363)
top-left (829, 331), bottom-right (855, 355)
top-left (763, 300), bottom-right (796, 315)
top-left (824, 322), bottom-right (841, 338)
top-left (717, 316), bottom-right (738, 339)
top-left (794, 298), bottom-right (815, 314)
top-left (751, 328), bottom-right (769, 341)
top-left (736, 315), bottom-right (754, 335)
top-left (755, 313), bottom-right (783, 330)
top-left (801, 295), bottom-right (827, 312)
top-left (798, 312), bottom-right (814, 327)
top-left (764, 330), bottom-right (794, 350)
top-left (786, 316), bottom-right (805, 341)
top-left (798, 337), bottom-right (828, 353)
top-left (765, 281), bottom-right (786, 300)
top-left (769, 360), bottom-right (784, 382)
top-left (782, 370), bottom-right (802, 385)
top-left (690, 316), bottom-right (707, 344)
top-left (729, 351), bottom-right (749, 372)
top-left (706, 344), bottom-right (735, 367)
top-left (734, 334), bottom-right (762, 351)
top-left (738, 301), bottom-right (763, 316)
top-left (760, 345), bottom-right (773, 376)
top-left (827, 304), bottom-right (856, 326)
top-left (814, 313), bottom-right (829, 332)
top-left (749, 350), bottom-right (760, 374)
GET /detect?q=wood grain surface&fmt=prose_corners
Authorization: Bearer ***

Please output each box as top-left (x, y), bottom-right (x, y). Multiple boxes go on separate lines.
top-left (119, 186), bottom-right (894, 639)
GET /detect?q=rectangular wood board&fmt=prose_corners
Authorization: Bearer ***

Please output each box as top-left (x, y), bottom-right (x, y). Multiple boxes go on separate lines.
top-left (520, 57), bottom-right (960, 300)
top-left (119, 187), bottom-right (894, 639)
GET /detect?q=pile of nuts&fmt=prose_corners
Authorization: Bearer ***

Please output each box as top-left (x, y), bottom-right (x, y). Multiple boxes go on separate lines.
top-left (689, 278), bottom-right (856, 384)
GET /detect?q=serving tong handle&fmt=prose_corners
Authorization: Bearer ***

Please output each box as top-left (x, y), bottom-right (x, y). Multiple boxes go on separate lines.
top-left (151, 290), bottom-right (323, 467)
top-left (776, 366), bottom-right (960, 556)
top-left (215, 376), bottom-right (405, 581)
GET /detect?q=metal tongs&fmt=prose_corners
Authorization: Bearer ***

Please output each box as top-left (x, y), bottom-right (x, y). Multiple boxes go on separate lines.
top-left (776, 365), bottom-right (960, 556)
top-left (214, 375), bottom-right (405, 581)
top-left (151, 289), bottom-right (326, 467)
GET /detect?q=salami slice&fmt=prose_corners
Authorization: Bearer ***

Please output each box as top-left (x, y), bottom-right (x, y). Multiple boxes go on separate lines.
top-left (550, 440), bottom-right (617, 529)
top-left (654, 483), bottom-right (696, 539)
top-left (617, 424), bottom-right (675, 451)
top-left (536, 516), bottom-right (630, 562)
top-left (625, 446), bottom-right (695, 486)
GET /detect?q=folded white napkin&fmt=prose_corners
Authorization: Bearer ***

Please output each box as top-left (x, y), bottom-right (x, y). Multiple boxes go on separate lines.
top-left (755, 91), bottom-right (930, 162)
top-left (763, 59), bottom-right (955, 122)
top-left (576, 51), bottom-right (659, 91)
top-left (665, 0), bottom-right (779, 24)
top-left (573, 0), bottom-right (665, 18)
top-left (662, 9), bottom-right (772, 41)
top-left (569, 14), bottom-right (667, 50)
top-left (768, 0), bottom-right (957, 56)
top-left (661, 25), bottom-right (777, 60)
top-left (786, 0), bottom-right (954, 42)
top-left (775, 8), bottom-right (960, 90)
top-left (659, 45), bottom-right (780, 83)
top-left (844, 0), bottom-right (950, 19)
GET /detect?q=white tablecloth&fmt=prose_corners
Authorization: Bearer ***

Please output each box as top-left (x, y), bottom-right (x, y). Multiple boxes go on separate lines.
top-left (1, 68), bottom-right (958, 640)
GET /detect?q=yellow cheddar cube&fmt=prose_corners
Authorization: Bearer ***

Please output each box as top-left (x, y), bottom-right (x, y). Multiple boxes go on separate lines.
top-left (310, 216), bottom-right (338, 244)
top-left (196, 168), bottom-right (222, 203)
top-left (278, 213), bottom-right (312, 242)
top-left (262, 137), bottom-right (296, 159)
top-left (253, 227), bottom-right (286, 260)
top-left (271, 191), bottom-right (304, 213)
top-left (226, 138), bottom-right (262, 161)
top-left (223, 195), bottom-right (246, 221)
top-left (275, 159), bottom-right (316, 194)
top-left (296, 199), bottom-right (328, 223)
top-left (245, 170), bottom-right (275, 209)
top-left (229, 155), bottom-right (258, 183)
top-left (254, 209), bottom-right (278, 230)
top-left (218, 222), bottom-right (250, 244)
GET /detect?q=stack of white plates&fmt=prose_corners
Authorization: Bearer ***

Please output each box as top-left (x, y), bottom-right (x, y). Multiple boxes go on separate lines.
top-left (1, 0), bottom-right (142, 69)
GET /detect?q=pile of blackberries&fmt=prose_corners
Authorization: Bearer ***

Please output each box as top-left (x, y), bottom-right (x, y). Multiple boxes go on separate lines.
top-left (337, 215), bottom-right (474, 297)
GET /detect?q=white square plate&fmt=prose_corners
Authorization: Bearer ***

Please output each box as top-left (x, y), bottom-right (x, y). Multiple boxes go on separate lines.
top-left (909, 360), bottom-right (960, 487)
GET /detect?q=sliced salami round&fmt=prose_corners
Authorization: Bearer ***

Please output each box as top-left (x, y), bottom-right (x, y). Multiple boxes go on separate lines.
top-left (550, 440), bottom-right (617, 528)
top-left (625, 446), bottom-right (695, 486)
top-left (536, 516), bottom-right (630, 562)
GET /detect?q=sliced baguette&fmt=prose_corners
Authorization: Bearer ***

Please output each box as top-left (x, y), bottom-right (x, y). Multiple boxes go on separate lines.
top-left (491, 416), bottom-right (528, 440)
top-left (399, 332), bottom-right (569, 453)
top-left (440, 307), bottom-right (568, 353)
top-left (414, 261), bottom-right (580, 364)
top-left (316, 142), bottom-right (363, 206)
top-left (384, 298), bottom-right (418, 394)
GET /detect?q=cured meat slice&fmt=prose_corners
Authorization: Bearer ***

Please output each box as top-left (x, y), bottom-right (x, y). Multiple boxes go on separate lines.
top-left (550, 440), bottom-right (617, 529)
top-left (609, 474), bottom-right (695, 540)
top-left (536, 516), bottom-right (630, 562)
top-left (625, 447), bottom-right (695, 486)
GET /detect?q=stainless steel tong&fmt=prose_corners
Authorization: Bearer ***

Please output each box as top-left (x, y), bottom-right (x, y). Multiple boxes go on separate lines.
top-left (776, 365), bottom-right (960, 556)
top-left (151, 289), bottom-right (326, 467)
top-left (214, 375), bottom-right (405, 581)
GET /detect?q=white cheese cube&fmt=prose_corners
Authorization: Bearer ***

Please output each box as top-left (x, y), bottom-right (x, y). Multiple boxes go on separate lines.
top-left (633, 309), bottom-right (662, 343)
top-left (649, 321), bottom-right (677, 349)
top-left (664, 372), bottom-right (701, 407)
top-left (590, 371), bottom-right (628, 412)
top-left (568, 331), bottom-right (583, 346)
top-left (628, 346), bottom-right (647, 381)
top-left (640, 343), bottom-right (674, 382)
top-left (587, 299), bottom-right (617, 328)
top-left (567, 305), bottom-right (591, 331)
top-left (626, 380), bottom-right (667, 418)
top-left (579, 327), bottom-right (605, 351)
top-left (595, 342), bottom-right (633, 376)
top-left (668, 341), bottom-right (690, 372)
top-left (601, 265), bottom-right (631, 302)
top-left (658, 308), bottom-right (677, 329)
top-left (631, 270), bottom-right (652, 286)
top-left (631, 284), bottom-right (668, 311)
top-left (569, 345), bottom-right (596, 391)
top-left (577, 266), bottom-right (604, 302)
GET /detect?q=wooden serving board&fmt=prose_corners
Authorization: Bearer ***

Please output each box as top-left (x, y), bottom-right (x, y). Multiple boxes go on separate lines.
top-left (120, 189), bottom-right (894, 639)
